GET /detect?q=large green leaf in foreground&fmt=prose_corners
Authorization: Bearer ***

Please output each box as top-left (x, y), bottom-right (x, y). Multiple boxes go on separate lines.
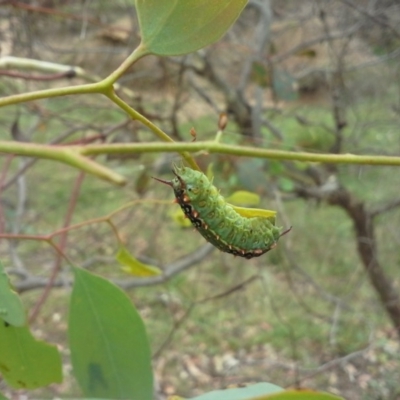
top-left (251, 390), bottom-right (344, 400)
top-left (136, 0), bottom-right (247, 55)
top-left (184, 384), bottom-right (344, 400)
top-left (68, 267), bottom-right (153, 400)
top-left (188, 382), bottom-right (283, 399)
top-left (0, 260), bottom-right (25, 327)
top-left (0, 321), bottom-right (62, 389)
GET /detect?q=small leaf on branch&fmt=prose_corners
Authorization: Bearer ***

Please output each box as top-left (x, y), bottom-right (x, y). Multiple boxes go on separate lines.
top-left (226, 191), bottom-right (260, 207)
top-left (170, 208), bottom-right (193, 228)
top-left (116, 245), bottom-right (161, 277)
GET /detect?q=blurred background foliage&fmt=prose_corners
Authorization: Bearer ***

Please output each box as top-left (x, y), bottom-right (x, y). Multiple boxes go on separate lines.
top-left (0, 0), bottom-right (400, 399)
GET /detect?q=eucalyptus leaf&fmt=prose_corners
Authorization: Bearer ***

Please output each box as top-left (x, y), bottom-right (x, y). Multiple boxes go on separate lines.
top-left (226, 190), bottom-right (261, 207)
top-left (136, 0), bottom-right (247, 55)
top-left (0, 321), bottom-right (62, 389)
top-left (231, 205), bottom-right (276, 223)
top-left (170, 208), bottom-right (192, 228)
top-left (188, 382), bottom-right (283, 400)
top-left (0, 261), bottom-right (25, 327)
top-left (69, 267), bottom-right (153, 400)
top-left (116, 245), bottom-right (161, 277)
top-left (251, 389), bottom-right (344, 400)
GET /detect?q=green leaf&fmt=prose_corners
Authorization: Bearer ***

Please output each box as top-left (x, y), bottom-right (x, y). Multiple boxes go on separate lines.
top-left (268, 160), bottom-right (285, 176)
top-left (135, 169), bottom-right (151, 196)
top-left (253, 389), bottom-right (344, 400)
top-left (170, 207), bottom-right (192, 228)
top-left (226, 190), bottom-right (260, 206)
top-left (136, 0), bottom-right (248, 55)
top-left (185, 386), bottom-right (344, 400)
top-left (0, 321), bottom-right (62, 389)
top-left (278, 177), bottom-right (295, 192)
top-left (69, 267), bottom-right (153, 400)
top-left (188, 382), bottom-right (283, 399)
top-left (116, 245), bottom-right (161, 277)
top-left (0, 261), bottom-right (26, 327)
top-left (206, 162), bottom-right (214, 181)
top-left (231, 205), bottom-right (276, 223)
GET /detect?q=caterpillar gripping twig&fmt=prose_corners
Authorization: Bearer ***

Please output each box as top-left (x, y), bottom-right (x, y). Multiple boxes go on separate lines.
top-left (153, 166), bottom-right (291, 259)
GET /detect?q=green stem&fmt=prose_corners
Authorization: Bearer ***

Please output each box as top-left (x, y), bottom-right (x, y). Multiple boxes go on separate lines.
top-left (80, 141), bottom-right (400, 166)
top-left (0, 141), bottom-right (125, 185)
top-left (104, 89), bottom-right (200, 170)
top-left (1, 140), bottom-right (399, 170)
top-left (0, 43), bottom-right (201, 171)
top-left (0, 45), bottom-right (149, 108)
top-left (0, 82), bottom-right (100, 108)
top-left (102, 44), bottom-right (150, 85)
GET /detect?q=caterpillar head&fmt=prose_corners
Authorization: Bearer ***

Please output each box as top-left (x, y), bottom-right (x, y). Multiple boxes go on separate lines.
top-left (152, 166), bottom-right (187, 194)
top-left (153, 166), bottom-right (201, 189)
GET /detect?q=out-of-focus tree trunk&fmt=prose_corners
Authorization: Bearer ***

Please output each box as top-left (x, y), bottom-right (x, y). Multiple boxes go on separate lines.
top-left (328, 188), bottom-right (400, 339)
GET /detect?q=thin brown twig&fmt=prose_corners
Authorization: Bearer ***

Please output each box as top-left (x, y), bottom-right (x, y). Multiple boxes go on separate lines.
top-left (338, 0), bottom-right (400, 38)
top-left (14, 243), bottom-right (215, 292)
top-left (198, 275), bottom-right (259, 304)
top-left (294, 345), bottom-right (372, 385)
top-left (270, 23), bottom-right (363, 64)
top-left (371, 197), bottom-right (400, 217)
top-left (3, 0), bottom-right (130, 33)
top-left (153, 275), bottom-right (260, 359)
top-left (153, 303), bottom-right (196, 359)
top-left (29, 171), bottom-right (86, 323)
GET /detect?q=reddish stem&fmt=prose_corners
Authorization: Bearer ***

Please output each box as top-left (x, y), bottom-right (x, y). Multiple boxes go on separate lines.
top-left (29, 171), bottom-right (86, 323)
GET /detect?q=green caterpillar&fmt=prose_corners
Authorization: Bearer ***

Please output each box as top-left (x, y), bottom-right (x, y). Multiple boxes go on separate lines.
top-left (154, 166), bottom-right (290, 259)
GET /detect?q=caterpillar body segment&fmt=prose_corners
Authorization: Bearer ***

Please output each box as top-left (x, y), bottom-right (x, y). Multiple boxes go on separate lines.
top-left (153, 166), bottom-right (289, 259)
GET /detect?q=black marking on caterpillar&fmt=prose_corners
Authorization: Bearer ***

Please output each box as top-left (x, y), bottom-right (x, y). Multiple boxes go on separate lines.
top-left (153, 166), bottom-right (291, 259)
